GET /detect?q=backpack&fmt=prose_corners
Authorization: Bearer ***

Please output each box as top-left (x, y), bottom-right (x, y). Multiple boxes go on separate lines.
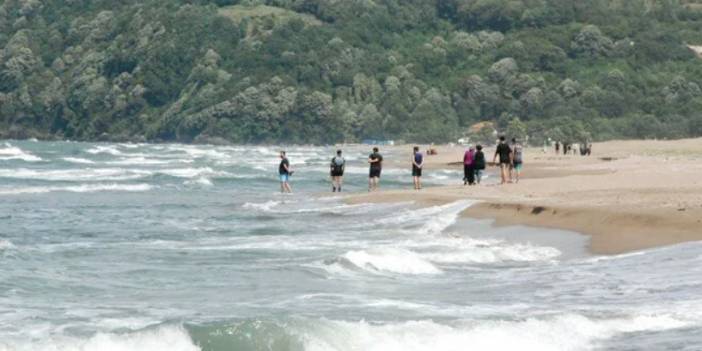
top-left (332, 157), bottom-right (345, 173)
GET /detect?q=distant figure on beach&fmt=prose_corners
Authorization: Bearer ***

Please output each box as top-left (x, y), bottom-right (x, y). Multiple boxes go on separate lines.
top-left (412, 146), bottom-right (424, 190)
top-left (279, 151), bottom-right (292, 193)
top-left (511, 138), bottom-right (523, 184)
top-left (330, 149), bottom-right (345, 192)
top-left (463, 146), bottom-right (475, 185)
top-left (555, 141), bottom-right (560, 155)
top-left (474, 145), bottom-right (486, 184)
top-left (493, 136), bottom-right (512, 185)
top-left (368, 147), bottom-right (383, 192)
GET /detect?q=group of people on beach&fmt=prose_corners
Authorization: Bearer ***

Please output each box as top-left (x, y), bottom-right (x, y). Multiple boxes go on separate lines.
top-left (277, 137), bottom-right (524, 193)
top-left (554, 141), bottom-right (592, 156)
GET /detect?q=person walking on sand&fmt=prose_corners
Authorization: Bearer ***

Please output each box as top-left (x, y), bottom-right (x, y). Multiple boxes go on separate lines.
top-left (463, 146), bottom-right (475, 185)
top-left (279, 151), bottom-right (292, 193)
top-left (474, 145), bottom-right (486, 184)
top-left (511, 138), bottom-right (524, 184)
top-left (493, 136), bottom-right (512, 185)
top-left (368, 147), bottom-right (383, 192)
top-left (555, 141), bottom-right (560, 155)
top-left (330, 149), bottom-right (345, 192)
top-left (412, 146), bottom-right (424, 190)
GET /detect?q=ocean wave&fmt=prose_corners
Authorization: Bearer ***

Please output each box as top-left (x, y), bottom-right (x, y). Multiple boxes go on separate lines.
top-left (380, 200), bottom-right (475, 236)
top-left (0, 168), bottom-right (149, 181)
top-left (295, 314), bottom-right (690, 351)
top-left (0, 183), bottom-right (153, 195)
top-left (0, 144), bottom-right (42, 162)
top-left (184, 177), bottom-right (213, 187)
top-left (0, 325), bottom-right (199, 351)
top-left (86, 145), bottom-right (124, 156)
top-left (242, 200), bottom-right (282, 212)
top-left (328, 248), bottom-right (442, 275)
top-left (418, 238), bottom-right (562, 264)
top-left (0, 239), bottom-right (14, 250)
top-left (62, 157), bottom-right (96, 164)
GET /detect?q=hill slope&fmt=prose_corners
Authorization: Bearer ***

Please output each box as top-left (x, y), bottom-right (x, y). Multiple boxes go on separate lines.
top-left (1, 0), bottom-right (702, 144)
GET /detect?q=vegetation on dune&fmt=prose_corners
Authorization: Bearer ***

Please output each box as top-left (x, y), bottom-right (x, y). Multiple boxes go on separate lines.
top-left (1, 0), bottom-right (702, 144)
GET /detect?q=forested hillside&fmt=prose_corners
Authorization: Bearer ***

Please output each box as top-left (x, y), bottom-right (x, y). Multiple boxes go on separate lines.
top-left (2, 0), bottom-right (702, 144)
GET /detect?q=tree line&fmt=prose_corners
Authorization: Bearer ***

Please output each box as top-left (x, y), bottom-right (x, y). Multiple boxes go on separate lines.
top-left (1, 0), bottom-right (702, 145)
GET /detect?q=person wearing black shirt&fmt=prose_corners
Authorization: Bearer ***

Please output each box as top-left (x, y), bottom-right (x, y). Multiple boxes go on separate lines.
top-left (473, 145), bottom-right (486, 184)
top-left (368, 147), bottom-right (383, 192)
top-left (493, 136), bottom-right (512, 185)
top-left (278, 151), bottom-right (292, 193)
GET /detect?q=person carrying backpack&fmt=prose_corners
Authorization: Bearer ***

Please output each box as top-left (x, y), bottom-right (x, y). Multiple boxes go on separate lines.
top-left (330, 149), bottom-right (346, 192)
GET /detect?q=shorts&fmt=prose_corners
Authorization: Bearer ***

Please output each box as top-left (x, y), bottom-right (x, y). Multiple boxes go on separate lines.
top-left (369, 168), bottom-right (381, 178)
top-left (330, 171), bottom-right (344, 177)
top-left (279, 173), bottom-right (289, 182)
top-left (412, 166), bottom-right (422, 177)
top-left (513, 162), bottom-right (523, 171)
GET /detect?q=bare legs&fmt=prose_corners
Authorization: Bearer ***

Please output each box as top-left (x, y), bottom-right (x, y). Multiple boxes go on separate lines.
top-left (413, 176), bottom-right (421, 190)
top-left (368, 177), bottom-right (379, 192)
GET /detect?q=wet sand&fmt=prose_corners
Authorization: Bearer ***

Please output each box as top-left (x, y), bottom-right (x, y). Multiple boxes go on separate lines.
top-left (346, 139), bottom-right (702, 255)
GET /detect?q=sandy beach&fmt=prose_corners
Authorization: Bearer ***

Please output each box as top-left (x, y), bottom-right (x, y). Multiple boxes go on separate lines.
top-left (347, 139), bottom-right (702, 255)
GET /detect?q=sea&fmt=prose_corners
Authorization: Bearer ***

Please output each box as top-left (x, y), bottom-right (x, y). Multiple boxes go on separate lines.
top-left (0, 140), bottom-right (701, 351)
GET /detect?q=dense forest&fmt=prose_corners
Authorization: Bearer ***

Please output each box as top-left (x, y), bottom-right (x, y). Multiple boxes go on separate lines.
top-left (2, 0), bottom-right (702, 144)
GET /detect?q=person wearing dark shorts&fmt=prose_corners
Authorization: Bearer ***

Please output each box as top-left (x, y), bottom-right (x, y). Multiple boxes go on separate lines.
top-left (368, 147), bottom-right (383, 192)
top-left (278, 151), bottom-right (292, 193)
top-left (463, 146), bottom-right (475, 185)
top-left (493, 136), bottom-right (512, 185)
top-left (412, 146), bottom-right (424, 190)
top-left (330, 150), bottom-right (345, 192)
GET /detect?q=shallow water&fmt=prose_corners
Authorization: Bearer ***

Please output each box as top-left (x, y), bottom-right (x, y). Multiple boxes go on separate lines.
top-left (0, 141), bottom-right (701, 351)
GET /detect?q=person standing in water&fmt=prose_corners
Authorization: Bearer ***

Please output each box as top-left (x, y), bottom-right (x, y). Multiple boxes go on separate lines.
top-left (368, 147), bottom-right (383, 192)
top-left (330, 149), bottom-right (345, 192)
top-left (412, 146), bottom-right (424, 190)
top-left (463, 146), bottom-right (475, 185)
top-left (493, 136), bottom-right (512, 185)
top-left (511, 138), bottom-right (524, 183)
top-left (278, 151), bottom-right (292, 193)
top-left (474, 145), bottom-right (486, 184)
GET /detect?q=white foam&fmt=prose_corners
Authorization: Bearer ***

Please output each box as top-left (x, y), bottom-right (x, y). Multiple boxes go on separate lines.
top-left (86, 145), bottom-right (123, 156)
top-left (156, 167), bottom-right (232, 179)
top-left (0, 145), bottom-right (42, 162)
top-left (419, 238), bottom-right (562, 264)
top-left (381, 200), bottom-right (475, 236)
top-left (0, 239), bottom-right (14, 250)
top-left (105, 157), bottom-right (172, 165)
top-left (184, 177), bottom-right (213, 187)
top-left (338, 248), bottom-right (442, 275)
top-left (0, 325), bottom-right (199, 351)
top-left (0, 168), bottom-right (149, 181)
top-left (300, 313), bottom-right (690, 351)
top-left (0, 183), bottom-right (153, 195)
top-left (242, 200), bottom-right (282, 212)
top-left (62, 157), bottom-right (96, 164)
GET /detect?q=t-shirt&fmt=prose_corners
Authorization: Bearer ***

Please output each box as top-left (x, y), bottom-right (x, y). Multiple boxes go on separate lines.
top-left (463, 150), bottom-right (474, 165)
top-left (512, 144), bottom-right (523, 163)
top-left (369, 153), bottom-right (383, 170)
top-left (474, 151), bottom-right (486, 169)
top-left (414, 152), bottom-right (423, 166)
top-left (331, 157), bottom-right (345, 172)
top-left (496, 143), bottom-right (512, 163)
top-left (279, 158), bottom-right (289, 175)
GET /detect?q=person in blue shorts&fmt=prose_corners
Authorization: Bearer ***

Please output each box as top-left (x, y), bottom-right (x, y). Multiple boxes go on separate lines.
top-left (279, 151), bottom-right (292, 193)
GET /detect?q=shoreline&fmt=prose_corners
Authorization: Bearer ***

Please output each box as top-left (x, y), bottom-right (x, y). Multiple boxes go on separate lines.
top-left (346, 139), bottom-right (702, 255)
